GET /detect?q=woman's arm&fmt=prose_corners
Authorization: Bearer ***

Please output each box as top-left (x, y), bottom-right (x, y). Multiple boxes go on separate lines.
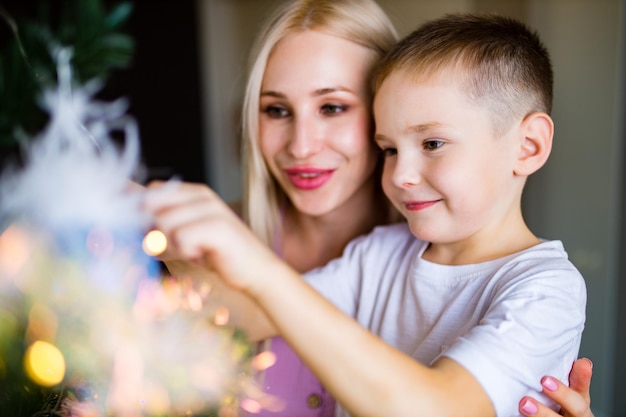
top-left (519, 358), bottom-right (593, 417)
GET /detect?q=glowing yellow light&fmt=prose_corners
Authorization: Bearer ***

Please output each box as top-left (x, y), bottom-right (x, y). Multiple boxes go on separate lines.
top-left (252, 351), bottom-right (277, 371)
top-left (213, 306), bottom-right (230, 326)
top-left (199, 282), bottom-right (212, 298)
top-left (240, 398), bottom-right (262, 414)
top-left (0, 225), bottom-right (31, 277)
top-left (142, 230), bottom-right (168, 256)
top-left (186, 291), bottom-right (203, 312)
top-left (24, 340), bottom-right (66, 387)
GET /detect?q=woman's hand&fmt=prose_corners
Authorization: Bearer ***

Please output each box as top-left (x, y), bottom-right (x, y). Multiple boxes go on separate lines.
top-left (519, 358), bottom-right (593, 417)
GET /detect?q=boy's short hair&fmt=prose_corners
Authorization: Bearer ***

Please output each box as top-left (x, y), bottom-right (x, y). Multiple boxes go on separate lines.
top-left (373, 13), bottom-right (553, 135)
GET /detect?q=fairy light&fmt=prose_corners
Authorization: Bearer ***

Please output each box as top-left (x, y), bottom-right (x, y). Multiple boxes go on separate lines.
top-left (142, 230), bottom-right (167, 256)
top-left (186, 291), bottom-right (203, 312)
top-left (0, 225), bottom-right (31, 278)
top-left (251, 351), bottom-right (277, 371)
top-left (213, 306), bottom-right (230, 326)
top-left (240, 398), bottom-right (262, 414)
top-left (23, 340), bottom-right (66, 386)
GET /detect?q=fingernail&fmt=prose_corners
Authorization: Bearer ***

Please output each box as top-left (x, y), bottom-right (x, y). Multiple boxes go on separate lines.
top-left (521, 399), bottom-right (538, 415)
top-left (542, 376), bottom-right (558, 392)
top-left (583, 357), bottom-right (593, 369)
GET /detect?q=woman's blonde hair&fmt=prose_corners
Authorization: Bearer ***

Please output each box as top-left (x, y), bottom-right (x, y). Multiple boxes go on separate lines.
top-left (241, 0), bottom-right (398, 246)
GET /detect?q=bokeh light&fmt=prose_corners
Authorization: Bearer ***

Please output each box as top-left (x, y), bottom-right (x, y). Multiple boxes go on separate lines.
top-left (213, 306), bottom-right (230, 326)
top-left (24, 340), bottom-right (66, 387)
top-left (0, 225), bottom-right (31, 279)
top-left (252, 351), bottom-right (277, 371)
top-left (240, 398), bottom-right (262, 414)
top-left (142, 230), bottom-right (167, 256)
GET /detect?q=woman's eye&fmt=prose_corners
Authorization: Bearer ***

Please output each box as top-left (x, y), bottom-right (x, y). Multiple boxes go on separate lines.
top-left (423, 140), bottom-right (444, 151)
top-left (264, 105), bottom-right (289, 118)
top-left (321, 104), bottom-right (347, 115)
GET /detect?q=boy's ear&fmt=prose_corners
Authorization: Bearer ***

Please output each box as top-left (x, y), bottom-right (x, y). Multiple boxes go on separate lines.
top-left (513, 112), bottom-right (553, 176)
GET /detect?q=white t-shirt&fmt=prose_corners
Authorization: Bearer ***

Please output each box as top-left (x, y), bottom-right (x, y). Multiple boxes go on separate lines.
top-left (304, 223), bottom-right (586, 417)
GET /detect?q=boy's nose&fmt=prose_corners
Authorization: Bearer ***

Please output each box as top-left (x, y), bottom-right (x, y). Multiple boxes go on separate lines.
top-left (287, 116), bottom-right (323, 159)
top-left (390, 155), bottom-right (422, 189)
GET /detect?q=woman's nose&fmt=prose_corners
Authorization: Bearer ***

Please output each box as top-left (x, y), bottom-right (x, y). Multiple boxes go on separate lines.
top-left (287, 115), bottom-right (323, 158)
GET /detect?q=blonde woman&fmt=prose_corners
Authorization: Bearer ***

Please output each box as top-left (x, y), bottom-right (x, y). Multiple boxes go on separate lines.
top-left (163, 1), bottom-right (593, 416)
top-left (238, 2), bottom-right (398, 415)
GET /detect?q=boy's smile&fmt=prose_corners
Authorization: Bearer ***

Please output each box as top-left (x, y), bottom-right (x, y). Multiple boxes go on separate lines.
top-left (374, 69), bottom-right (532, 264)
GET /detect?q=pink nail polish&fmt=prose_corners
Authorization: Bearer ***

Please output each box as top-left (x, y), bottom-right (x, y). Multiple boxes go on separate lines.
top-left (542, 376), bottom-right (558, 392)
top-left (521, 399), bottom-right (538, 415)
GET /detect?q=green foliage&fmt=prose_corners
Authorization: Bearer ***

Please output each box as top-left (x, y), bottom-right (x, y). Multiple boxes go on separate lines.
top-left (0, 1), bottom-right (134, 414)
top-left (0, 0), bottom-right (134, 159)
top-left (0, 302), bottom-right (55, 417)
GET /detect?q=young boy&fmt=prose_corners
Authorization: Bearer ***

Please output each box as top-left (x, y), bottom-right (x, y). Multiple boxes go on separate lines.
top-left (146, 13), bottom-right (586, 417)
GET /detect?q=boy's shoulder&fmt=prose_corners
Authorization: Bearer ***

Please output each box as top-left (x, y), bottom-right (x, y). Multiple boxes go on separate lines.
top-left (502, 239), bottom-right (579, 271)
top-left (490, 240), bottom-right (586, 299)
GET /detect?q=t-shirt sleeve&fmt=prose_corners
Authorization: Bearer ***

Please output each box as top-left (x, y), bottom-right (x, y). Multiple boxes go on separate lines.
top-left (441, 258), bottom-right (586, 417)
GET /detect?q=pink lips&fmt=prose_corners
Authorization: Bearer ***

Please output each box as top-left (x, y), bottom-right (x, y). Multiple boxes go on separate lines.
top-left (404, 200), bottom-right (440, 211)
top-left (284, 167), bottom-right (334, 190)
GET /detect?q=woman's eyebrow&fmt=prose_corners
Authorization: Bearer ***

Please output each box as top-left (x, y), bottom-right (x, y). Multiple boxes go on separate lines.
top-left (313, 86), bottom-right (354, 96)
top-left (260, 86), bottom-right (357, 99)
top-left (260, 90), bottom-right (286, 98)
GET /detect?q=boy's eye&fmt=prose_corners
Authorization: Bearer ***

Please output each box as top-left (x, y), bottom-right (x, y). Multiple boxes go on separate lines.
top-left (423, 140), bottom-right (444, 151)
top-left (321, 104), bottom-right (347, 115)
top-left (381, 147), bottom-right (397, 157)
top-left (264, 105), bottom-right (289, 119)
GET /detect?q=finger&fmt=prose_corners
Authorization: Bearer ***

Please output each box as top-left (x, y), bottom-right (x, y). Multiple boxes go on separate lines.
top-left (540, 376), bottom-right (592, 417)
top-left (519, 396), bottom-right (560, 417)
top-left (145, 179), bottom-right (165, 189)
top-left (568, 358), bottom-right (592, 405)
top-left (125, 180), bottom-right (145, 193)
top-left (144, 181), bottom-right (210, 211)
top-left (164, 221), bottom-right (212, 261)
top-left (152, 197), bottom-right (215, 234)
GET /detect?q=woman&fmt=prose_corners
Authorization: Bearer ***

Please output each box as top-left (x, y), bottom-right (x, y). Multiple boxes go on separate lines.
top-left (238, 2), bottom-right (397, 415)
top-left (169, 1), bottom-right (594, 415)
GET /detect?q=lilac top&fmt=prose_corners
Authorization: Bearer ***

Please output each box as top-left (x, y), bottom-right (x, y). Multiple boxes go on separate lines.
top-left (241, 204), bottom-right (336, 416)
top-left (249, 337), bottom-right (336, 416)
